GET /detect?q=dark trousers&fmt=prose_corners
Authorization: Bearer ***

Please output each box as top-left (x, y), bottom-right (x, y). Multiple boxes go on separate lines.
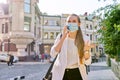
top-left (63, 68), bottom-right (83, 80)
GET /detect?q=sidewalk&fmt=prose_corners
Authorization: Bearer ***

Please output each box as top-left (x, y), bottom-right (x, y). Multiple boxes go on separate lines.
top-left (17, 59), bottom-right (49, 64)
top-left (88, 62), bottom-right (119, 80)
top-left (0, 59), bottom-right (49, 65)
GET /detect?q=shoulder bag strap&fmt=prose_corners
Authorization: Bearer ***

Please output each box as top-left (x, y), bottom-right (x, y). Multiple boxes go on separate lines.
top-left (44, 55), bottom-right (58, 79)
top-left (44, 33), bottom-right (62, 79)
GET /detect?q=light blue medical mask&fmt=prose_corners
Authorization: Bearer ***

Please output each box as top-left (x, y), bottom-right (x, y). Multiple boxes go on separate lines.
top-left (67, 23), bottom-right (79, 32)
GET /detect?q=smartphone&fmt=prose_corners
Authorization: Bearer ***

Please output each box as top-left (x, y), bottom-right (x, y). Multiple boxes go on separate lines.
top-left (67, 25), bottom-right (70, 30)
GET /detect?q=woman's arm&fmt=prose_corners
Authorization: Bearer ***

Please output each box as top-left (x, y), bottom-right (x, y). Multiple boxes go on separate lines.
top-left (50, 26), bottom-right (68, 58)
top-left (54, 26), bottom-right (69, 52)
top-left (84, 41), bottom-right (91, 60)
top-left (54, 32), bottom-right (67, 53)
top-left (84, 40), bottom-right (95, 65)
top-left (84, 50), bottom-right (90, 60)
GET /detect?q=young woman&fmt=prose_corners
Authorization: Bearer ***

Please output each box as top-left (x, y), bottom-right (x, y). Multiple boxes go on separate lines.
top-left (50, 14), bottom-right (91, 80)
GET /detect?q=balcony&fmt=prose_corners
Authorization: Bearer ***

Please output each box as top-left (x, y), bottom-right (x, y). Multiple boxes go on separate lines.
top-left (0, 33), bottom-right (9, 40)
top-left (42, 26), bottom-right (61, 31)
top-left (9, 31), bottom-right (34, 44)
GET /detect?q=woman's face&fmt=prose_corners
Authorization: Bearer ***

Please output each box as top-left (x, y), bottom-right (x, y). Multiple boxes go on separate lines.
top-left (66, 15), bottom-right (80, 32)
top-left (66, 15), bottom-right (80, 26)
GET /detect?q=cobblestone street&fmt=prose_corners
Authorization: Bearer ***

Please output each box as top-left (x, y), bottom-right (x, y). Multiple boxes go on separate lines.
top-left (0, 61), bottom-right (119, 80)
top-left (0, 62), bottom-right (50, 80)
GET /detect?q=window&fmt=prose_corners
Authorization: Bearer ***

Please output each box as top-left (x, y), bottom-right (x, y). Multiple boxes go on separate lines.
top-left (5, 22), bottom-right (8, 33)
top-left (96, 46), bottom-right (98, 52)
top-left (86, 24), bottom-right (88, 29)
top-left (24, 0), bottom-right (31, 13)
top-left (24, 23), bottom-right (30, 31)
top-left (48, 20), bottom-right (56, 26)
top-left (90, 34), bottom-right (92, 40)
top-left (91, 48), bottom-right (93, 52)
top-left (24, 0), bottom-right (31, 3)
top-left (56, 21), bottom-right (60, 26)
top-left (95, 35), bottom-right (97, 40)
top-left (90, 25), bottom-right (92, 30)
top-left (2, 24), bottom-right (4, 33)
top-left (44, 20), bottom-right (57, 26)
top-left (44, 32), bottom-right (48, 39)
top-left (2, 23), bottom-right (8, 33)
top-left (0, 9), bottom-right (3, 15)
top-left (50, 32), bottom-right (54, 39)
top-left (24, 17), bottom-right (31, 31)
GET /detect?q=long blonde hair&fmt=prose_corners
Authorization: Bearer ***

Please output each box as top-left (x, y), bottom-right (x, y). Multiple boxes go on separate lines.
top-left (70, 14), bottom-right (85, 64)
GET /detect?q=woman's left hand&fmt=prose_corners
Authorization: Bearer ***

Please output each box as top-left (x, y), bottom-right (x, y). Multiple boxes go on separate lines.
top-left (84, 41), bottom-right (95, 60)
top-left (84, 41), bottom-right (95, 51)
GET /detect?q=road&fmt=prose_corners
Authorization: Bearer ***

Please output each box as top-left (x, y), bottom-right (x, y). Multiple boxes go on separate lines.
top-left (0, 61), bottom-right (119, 80)
top-left (0, 62), bottom-right (50, 80)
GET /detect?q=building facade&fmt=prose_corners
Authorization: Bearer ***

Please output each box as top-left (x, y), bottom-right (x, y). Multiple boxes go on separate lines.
top-left (0, 0), bottom-right (41, 60)
top-left (40, 15), bottom-right (62, 54)
top-left (80, 14), bottom-right (104, 57)
top-left (40, 13), bottom-right (104, 57)
top-left (0, 0), bottom-right (103, 60)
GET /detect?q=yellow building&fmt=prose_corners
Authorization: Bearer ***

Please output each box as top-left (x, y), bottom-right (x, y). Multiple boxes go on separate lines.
top-left (0, 0), bottom-right (41, 60)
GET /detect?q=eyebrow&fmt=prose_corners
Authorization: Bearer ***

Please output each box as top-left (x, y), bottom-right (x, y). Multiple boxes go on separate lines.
top-left (67, 20), bottom-right (77, 22)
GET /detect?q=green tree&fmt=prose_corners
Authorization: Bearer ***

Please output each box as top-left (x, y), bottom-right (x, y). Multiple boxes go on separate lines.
top-left (97, 4), bottom-right (120, 61)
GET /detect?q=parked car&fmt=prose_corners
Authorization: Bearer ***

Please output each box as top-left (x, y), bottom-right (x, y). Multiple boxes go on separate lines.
top-left (0, 53), bottom-right (19, 63)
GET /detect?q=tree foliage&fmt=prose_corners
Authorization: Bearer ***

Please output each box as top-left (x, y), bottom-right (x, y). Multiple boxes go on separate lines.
top-left (96, 3), bottom-right (120, 60)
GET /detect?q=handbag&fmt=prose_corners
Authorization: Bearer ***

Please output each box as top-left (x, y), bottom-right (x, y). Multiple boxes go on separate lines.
top-left (43, 55), bottom-right (58, 80)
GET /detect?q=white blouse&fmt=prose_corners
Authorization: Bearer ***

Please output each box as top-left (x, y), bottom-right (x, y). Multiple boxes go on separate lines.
top-left (50, 33), bottom-right (91, 80)
top-left (66, 37), bottom-right (78, 69)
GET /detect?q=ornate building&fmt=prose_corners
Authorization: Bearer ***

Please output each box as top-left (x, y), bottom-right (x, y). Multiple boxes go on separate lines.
top-left (0, 0), bottom-right (41, 60)
top-left (40, 15), bottom-right (62, 54)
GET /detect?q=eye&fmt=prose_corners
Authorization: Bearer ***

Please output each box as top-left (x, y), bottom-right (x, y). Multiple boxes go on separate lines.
top-left (73, 20), bottom-right (77, 23)
top-left (67, 20), bottom-right (71, 23)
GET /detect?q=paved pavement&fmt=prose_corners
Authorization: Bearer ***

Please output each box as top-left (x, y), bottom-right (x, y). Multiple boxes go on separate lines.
top-left (0, 61), bottom-right (119, 80)
top-left (88, 62), bottom-right (119, 80)
top-left (0, 61), bottom-right (50, 80)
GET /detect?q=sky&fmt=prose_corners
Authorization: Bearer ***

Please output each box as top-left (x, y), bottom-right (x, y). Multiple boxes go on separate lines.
top-left (38, 0), bottom-right (120, 15)
top-left (0, 0), bottom-right (119, 15)
top-left (0, 0), bottom-right (7, 3)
